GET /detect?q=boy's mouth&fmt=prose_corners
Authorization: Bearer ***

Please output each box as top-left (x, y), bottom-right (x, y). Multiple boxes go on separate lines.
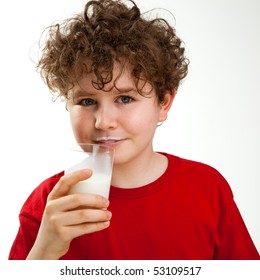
top-left (94, 137), bottom-right (126, 147)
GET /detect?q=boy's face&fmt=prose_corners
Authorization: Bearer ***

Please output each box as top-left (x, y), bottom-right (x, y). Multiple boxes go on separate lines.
top-left (67, 61), bottom-right (173, 166)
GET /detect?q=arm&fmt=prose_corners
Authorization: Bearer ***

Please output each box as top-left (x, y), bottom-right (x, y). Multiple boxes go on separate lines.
top-left (26, 169), bottom-right (111, 260)
top-left (214, 199), bottom-right (259, 260)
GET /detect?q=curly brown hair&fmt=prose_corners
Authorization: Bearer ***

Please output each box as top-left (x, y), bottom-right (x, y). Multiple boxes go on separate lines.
top-left (37, 0), bottom-right (189, 102)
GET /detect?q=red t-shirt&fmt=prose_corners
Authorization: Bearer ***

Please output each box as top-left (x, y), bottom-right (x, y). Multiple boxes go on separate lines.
top-left (9, 153), bottom-right (259, 260)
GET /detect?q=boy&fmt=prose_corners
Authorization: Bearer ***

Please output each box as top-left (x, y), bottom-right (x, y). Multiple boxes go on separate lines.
top-left (9, 0), bottom-right (259, 259)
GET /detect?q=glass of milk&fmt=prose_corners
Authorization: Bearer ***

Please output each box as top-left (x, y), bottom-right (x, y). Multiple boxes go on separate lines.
top-left (65, 143), bottom-right (115, 198)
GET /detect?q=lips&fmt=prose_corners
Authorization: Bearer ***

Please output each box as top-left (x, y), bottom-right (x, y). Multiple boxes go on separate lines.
top-left (94, 137), bottom-right (126, 147)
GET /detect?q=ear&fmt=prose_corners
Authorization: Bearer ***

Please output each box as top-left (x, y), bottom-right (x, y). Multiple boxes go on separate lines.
top-left (158, 90), bottom-right (176, 122)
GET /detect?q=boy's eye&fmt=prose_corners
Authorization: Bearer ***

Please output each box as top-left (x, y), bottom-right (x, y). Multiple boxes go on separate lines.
top-left (117, 96), bottom-right (134, 104)
top-left (79, 98), bottom-right (96, 106)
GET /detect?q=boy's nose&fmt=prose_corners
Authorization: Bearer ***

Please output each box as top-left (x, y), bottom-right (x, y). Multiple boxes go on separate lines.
top-left (95, 106), bottom-right (117, 130)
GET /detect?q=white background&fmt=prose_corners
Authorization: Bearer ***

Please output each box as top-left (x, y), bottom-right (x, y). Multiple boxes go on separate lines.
top-left (0, 0), bottom-right (259, 262)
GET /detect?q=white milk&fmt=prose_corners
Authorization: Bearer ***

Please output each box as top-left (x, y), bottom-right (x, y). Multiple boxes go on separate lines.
top-left (70, 172), bottom-right (112, 198)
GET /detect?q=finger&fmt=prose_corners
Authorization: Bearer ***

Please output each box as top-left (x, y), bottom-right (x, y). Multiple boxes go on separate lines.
top-left (56, 209), bottom-right (112, 226)
top-left (46, 193), bottom-right (109, 213)
top-left (69, 220), bottom-right (111, 238)
top-left (48, 169), bottom-right (92, 200)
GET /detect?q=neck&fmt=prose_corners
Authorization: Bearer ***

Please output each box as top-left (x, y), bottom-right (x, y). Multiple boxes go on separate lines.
top-left (111, 150), bottom-right (168, 189)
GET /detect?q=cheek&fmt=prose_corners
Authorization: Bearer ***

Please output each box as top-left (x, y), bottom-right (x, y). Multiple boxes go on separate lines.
top-left (69, 111), bottom-right (93, 140)
top-left (124, 107), bottom-right (158, 135)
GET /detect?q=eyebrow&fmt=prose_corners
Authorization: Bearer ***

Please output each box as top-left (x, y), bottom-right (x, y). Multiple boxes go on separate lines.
top-left (117, 87), bottom-right (137, 93)
top-left (73, 87), bottom-right (138, 97)
top-left (72, 89), bottom-right (97, 97)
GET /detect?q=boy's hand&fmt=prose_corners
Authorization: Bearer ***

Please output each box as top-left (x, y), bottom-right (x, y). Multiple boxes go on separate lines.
top-left (26, 169), bottom-right (111, 260)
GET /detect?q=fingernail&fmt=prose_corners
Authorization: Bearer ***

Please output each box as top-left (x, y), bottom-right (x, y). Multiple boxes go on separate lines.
top-left (82, 169), bottom-right (92, 176)
top-left (103, 221), bottom-right (110, 228)
top-left (106, 211), bottom-right (112, 220)
top-left (103, 198), bottom-right (110, 207)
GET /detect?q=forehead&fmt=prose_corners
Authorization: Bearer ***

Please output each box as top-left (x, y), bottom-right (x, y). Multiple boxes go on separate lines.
top-left (70, 59), bottom-right (153, 96)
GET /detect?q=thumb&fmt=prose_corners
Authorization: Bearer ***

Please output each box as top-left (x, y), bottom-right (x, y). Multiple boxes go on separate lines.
top-left (48, 169), bottom-right (92, 200)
